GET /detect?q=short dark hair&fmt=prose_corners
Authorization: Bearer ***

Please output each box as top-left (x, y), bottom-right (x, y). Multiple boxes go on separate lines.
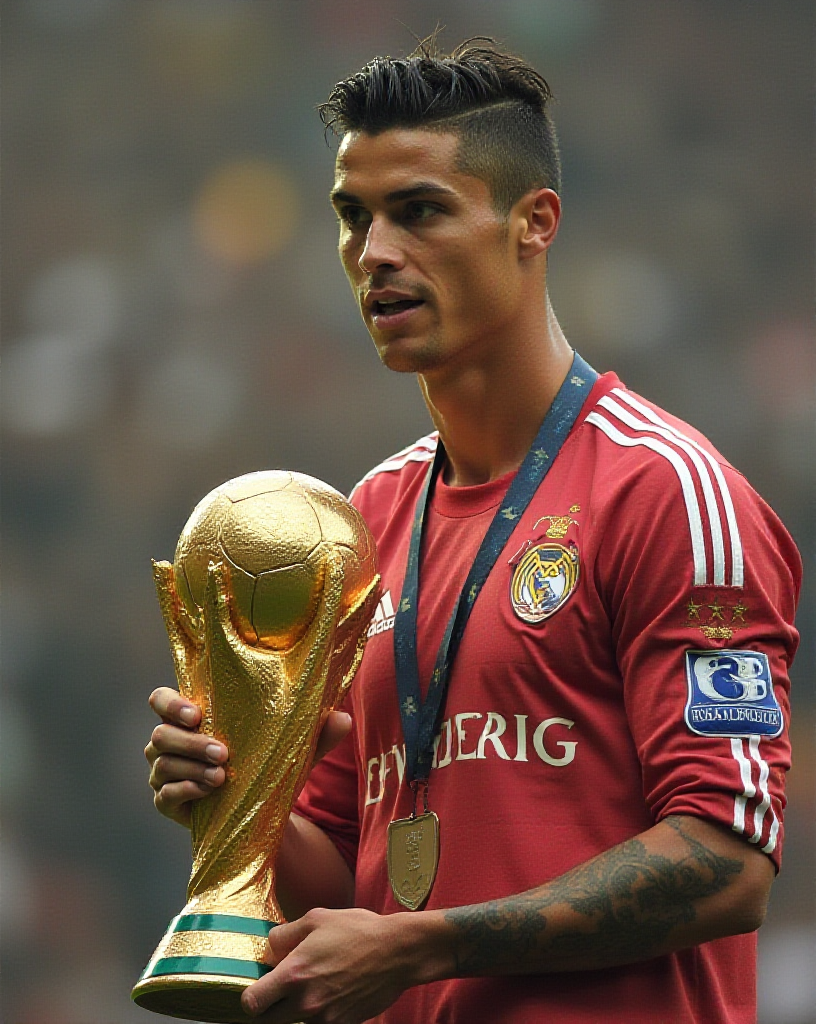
top-left (318, 35), bottom-right (561, 214)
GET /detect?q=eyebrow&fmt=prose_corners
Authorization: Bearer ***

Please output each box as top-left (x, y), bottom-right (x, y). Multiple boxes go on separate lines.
top-left (329, 183), bottom-right (457, 206)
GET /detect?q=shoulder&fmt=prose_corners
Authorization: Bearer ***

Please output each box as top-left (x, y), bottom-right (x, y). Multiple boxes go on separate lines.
top-left (580, 379), bottom-right (798, 590)
top-left (349, 432), bottom-right (437, 535)
top-left (583, 380), bottom-right (734, 474)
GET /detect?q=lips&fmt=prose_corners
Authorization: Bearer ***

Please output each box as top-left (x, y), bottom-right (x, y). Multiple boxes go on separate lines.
top-left (373, 298), bottom-right (424, 316)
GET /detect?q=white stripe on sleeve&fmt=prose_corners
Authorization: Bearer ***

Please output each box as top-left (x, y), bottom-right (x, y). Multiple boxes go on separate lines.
top-left (730, 737), bottom-right (756, 836)
top-left (611, 389), bottom-right (744, 586)
top-left (586, 411), bottom-right (708, 585)
top-left (350, 434), bottom-right (437, 498)
top-left (598, 395), bottom-right (727, 585)
top-left (748, 735), bottom-right (777, 848)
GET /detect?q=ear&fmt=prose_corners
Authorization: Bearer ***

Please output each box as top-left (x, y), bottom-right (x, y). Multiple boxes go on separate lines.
top-left (515, 188), bottom-right (561, 261)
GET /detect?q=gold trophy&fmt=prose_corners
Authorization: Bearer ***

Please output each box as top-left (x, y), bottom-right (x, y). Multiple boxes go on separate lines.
top-left (132, 471), bottom-right (379, 1023)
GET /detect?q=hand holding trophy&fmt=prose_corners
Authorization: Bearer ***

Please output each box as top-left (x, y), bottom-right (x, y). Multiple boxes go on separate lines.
top-left (132, 471), bottom-right (379, 1024)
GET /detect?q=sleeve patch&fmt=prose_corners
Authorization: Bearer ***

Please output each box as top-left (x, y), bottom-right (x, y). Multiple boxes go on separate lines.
top-left (684, 650), bottom-right (782, 738)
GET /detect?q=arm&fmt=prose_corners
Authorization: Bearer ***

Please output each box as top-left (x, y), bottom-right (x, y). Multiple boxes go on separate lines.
top-left (277, 813), bottom-right (354, 919)
top-left (440, 813), bottom-right (771, 974)
top-left (240, 813), bottom-right (772, 1022)
top-left (145, 686), bottom-right (354, 914)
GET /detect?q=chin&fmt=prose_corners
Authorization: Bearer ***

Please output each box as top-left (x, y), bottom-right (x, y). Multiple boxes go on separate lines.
top-left (376, 344), bottom-right (442, 375)
top-left (372, 331), bottom-right (446, 375)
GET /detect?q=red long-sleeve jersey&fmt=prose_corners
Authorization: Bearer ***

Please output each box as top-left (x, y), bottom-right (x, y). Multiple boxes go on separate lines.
top-left (297, 371), bottom-right (800, 1024)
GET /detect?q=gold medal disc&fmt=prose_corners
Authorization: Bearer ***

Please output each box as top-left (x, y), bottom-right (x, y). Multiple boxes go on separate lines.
top-left (387, 811), bottom-right (439, 911)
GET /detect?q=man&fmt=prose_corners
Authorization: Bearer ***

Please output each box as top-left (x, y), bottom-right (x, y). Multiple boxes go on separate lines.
top-left (145, 38), bottom-right (800, 1024)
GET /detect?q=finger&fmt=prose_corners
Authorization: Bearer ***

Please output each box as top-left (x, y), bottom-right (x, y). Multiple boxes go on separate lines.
top-left (241, 964), bottom-right (300, 1021)
top-left (149, 686), bottom-right (201, 728)
top-left (314, 711), bottom-right (353, 762)
top-left (145, 721), bottom-right (228, 766)
top-left (241, 991), bottom-right (301, 1024)
top-left (149, 752), bottom-right (226, 791)
top-left (266, 919), bottom-right (311, 966)
top-left (152, 780), bottom-right (210, 826)
top-left (241, 917), bottom-right (316, 1018)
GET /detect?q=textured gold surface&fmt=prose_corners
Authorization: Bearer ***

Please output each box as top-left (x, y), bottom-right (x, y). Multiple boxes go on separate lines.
top-left (134, 471), bottom-right (379, 1020)
top-left (156, 930), bottom-right (271, 962)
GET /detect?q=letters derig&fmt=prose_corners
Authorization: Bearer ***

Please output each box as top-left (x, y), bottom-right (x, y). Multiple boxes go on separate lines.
top-left (364, 711), bottom-right (577, 807)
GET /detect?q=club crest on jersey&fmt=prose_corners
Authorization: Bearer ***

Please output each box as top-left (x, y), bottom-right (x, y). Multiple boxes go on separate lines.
top-left (509, 541), bottom-right (579, 624)
top-left (684, 649), bottom-right (782, 738)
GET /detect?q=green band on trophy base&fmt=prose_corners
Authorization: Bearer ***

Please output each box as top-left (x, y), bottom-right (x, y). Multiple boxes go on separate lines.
top-left (147, 956), bottom-right (273, 979)
top-left (174, 914), bottom-right (277, 936)
top-left (132, 914), bottom-right (277, 1022)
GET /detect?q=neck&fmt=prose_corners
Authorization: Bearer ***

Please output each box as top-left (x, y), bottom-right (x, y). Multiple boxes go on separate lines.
top-left (418, 297), bottom-right (574, 487)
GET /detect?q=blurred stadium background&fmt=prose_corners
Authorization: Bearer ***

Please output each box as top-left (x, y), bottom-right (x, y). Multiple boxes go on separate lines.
top-left (1, 2), bottom-right (813, 1022)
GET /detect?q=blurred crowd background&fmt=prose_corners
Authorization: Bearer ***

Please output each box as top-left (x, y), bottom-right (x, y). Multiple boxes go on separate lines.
top-left (2, 2), bottom-right (813, 1022)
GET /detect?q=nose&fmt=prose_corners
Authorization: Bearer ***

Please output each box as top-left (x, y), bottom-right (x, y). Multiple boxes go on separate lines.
top-left (358, 214), bottom-right (405, 274)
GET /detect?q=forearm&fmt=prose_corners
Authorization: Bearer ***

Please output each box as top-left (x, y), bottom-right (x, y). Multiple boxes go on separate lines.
top-left (275, 813), bottom-right (355, 920)
top-left (418, 815), bottom-right (773, 981)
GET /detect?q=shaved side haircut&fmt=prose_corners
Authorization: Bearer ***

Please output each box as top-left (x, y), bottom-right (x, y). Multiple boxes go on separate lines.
top-left (318, 36), bottom-right (561, 215)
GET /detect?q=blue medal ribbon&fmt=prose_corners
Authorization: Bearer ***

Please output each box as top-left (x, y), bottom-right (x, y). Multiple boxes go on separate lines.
top-left (392, 352), bottom-right (598, 791)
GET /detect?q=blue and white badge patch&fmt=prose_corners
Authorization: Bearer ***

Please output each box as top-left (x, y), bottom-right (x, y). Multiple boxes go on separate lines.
top-left (684, 649), bottom-right (782, 738)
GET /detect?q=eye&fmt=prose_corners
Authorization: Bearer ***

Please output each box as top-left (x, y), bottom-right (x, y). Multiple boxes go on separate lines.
top-left (403, 201), bottom-right (440, 222)
top-left (337, 205), bottom-right (370, 228)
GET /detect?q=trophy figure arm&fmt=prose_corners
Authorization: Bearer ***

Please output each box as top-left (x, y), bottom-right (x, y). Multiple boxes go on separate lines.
top-left (324, 573), bottom-right (381, 710)
top-left (152, 560), bottom-right (211, 725)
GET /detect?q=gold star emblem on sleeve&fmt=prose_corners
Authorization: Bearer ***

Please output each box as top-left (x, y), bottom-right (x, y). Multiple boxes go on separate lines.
top-left (687, 598), bottom-right (702, 619)
top-left (731, 601), bottom-right (748, 623)
top-left (708, 600), bottom-right (725, 621)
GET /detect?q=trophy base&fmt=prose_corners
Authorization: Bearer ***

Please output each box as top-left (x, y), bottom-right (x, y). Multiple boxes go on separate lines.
top-left (133, 912), bottom-right (279, 1023)
top-left (132, 973), bottom-right (255, 1024)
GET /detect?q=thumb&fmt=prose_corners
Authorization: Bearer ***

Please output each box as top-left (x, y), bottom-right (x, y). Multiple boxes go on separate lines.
top-left (314, 710), bottom-right (353, 762)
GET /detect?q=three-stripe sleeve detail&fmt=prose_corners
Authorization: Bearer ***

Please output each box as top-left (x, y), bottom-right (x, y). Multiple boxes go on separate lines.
top-left (586, 410), bottom-right (709, 585)
top-left (730, 736), bottom-right (779, 854)
top-left (586, 390), bottom-right (744, 587)
top-left (609, 389), bottom-right (744, 586)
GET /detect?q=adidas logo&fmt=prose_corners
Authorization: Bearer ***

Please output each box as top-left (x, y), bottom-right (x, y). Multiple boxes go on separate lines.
top-left (368, 590), bottom-right (396, 637)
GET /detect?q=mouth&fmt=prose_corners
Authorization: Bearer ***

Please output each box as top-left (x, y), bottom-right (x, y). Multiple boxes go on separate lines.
top-left (369, 298), bottom-right (425, 328)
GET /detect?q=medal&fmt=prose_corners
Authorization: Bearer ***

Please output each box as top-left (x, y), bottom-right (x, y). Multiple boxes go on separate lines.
top-left (387, 804), bottom-right (440, 911)
top-left (389, 353), bottom-right (598, 909)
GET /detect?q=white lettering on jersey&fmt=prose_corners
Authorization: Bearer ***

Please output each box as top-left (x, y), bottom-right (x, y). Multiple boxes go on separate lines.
top-left (454, 712), bottom-right (482, 760)
top-left (432, 719), bottom-right (453, 769)
top-left (532, 717), bottom-right (577, 766)
top-left (477, 713), bottom-right (511, 760)
top-left (364, 712), bottom-right (578, 808)
top-left (514, 714), bottom-right (528, 761)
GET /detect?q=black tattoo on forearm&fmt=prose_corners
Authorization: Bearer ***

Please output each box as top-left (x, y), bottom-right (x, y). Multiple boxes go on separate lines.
top-left (445, 816), bottom-right (744, 974)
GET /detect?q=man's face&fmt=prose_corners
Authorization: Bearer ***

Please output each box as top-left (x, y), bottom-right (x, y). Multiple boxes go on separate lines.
top-left (331, 128), bottom-right (525, 376)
